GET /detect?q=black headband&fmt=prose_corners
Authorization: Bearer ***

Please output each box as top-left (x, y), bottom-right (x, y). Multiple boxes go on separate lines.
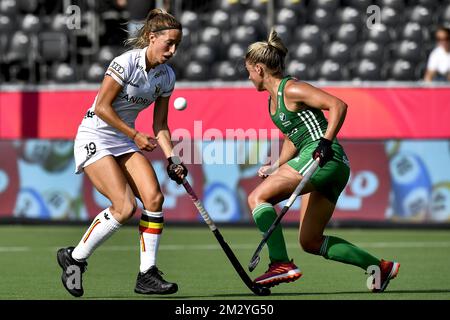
top-left (151, 26), bottom-right (182, 32)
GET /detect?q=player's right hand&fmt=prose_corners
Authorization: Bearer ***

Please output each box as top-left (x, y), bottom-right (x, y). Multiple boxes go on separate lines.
top-left (133, 132), bottom-right (158, 152)
top-left (258, 165), bottom-right (273, 179)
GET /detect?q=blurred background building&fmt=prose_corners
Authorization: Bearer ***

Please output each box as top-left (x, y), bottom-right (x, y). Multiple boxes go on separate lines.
top-left (0, 1), bottom-right (449, 226)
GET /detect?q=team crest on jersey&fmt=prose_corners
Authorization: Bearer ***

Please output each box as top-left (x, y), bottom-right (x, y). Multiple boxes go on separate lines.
top-left (279, 112), bottom-right (286, 121)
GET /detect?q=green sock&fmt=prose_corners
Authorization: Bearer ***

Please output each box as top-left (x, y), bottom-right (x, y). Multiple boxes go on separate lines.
top-left (252, 203), bottom-right (289, 263)
top-left (320, 235), bottom-right (380, 271)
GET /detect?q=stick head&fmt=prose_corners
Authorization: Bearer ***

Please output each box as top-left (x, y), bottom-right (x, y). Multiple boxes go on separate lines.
top-left (248, 255), bottom-right (260, 272)
top-left (254, 285), bottom-right (271, 296)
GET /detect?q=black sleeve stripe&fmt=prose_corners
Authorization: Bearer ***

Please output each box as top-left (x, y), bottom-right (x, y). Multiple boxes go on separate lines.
top-left (140, 215), bottom-right (164, 223)
top-left (107, 67), bottom-right (125, 82)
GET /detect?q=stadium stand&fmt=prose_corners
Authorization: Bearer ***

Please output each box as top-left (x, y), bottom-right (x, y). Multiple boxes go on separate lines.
top-left (0, 0), bottom-right (449, 83)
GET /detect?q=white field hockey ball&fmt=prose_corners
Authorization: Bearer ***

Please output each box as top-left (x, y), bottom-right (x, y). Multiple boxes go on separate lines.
top-left (173, 97), bottom-right (187, 111)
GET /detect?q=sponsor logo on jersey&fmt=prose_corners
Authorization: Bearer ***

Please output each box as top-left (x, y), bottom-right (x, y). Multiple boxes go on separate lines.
top-left (125, 80), bottom-right (139, 88)
top-left (120, 93), bottom-right (149, 106)
top-left (154, 70), bottom-right (166, 79)
top-left (279, 112), bottom-right (286, 121)
top-left (110, 61), bottom-right (124, 74)
top-left (84, 110), bottom-right (95, 119)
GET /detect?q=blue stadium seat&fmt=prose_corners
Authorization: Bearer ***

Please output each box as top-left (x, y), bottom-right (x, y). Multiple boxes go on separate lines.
top-left (275, 8), bottom-right (299, 28)
top-left (381, 7), bottom-right (402, 28)
top-left (180, 11), bottom-right (200, 31)
top-left (357, 40), bottom-right (385, 62)
top-left (311, 0), bottom-right (340, 11)
top-left (20, 14), bottom-right (42, 33)
top-left (376, 0), bottom-right (405, 11)
top-left (389, 59), bottom-right (415, 80)
top-left (337, 7), bottom-right (362, 25)
top-left (292, 42), bottom-right (319, 64)
top-left (17, 0), bottom-right (39, 14)
top-left (272, 24), bottom-right (292, 45)
top-left (295, 24), bottom-right (324, 46)
top-left (286, 60), bottom-right (318, 81)
top-left (192, 44), bottom-right (216, 64)
top-left (85, 63), bottom-right (105, 83)
top-left (184, 61), bottom-right (209, 81)
top-left (227, 42), bottom-right (246, 63)
top-left (319, 60), bottom-right (347, 81)
top-left (279, 0), bottom-right (306, 10)
top-left (310, 7), bottom-right (336, 29)
top-left (200, 27), bottom-right (222, 49)
top-left (242, 9), bottom-right (266, 36)
top-left (98, 46), bottom-right (119, 68)
top-left (334, 23), bottom-right (359, 45)
top-left (230, 25), bottom-right (258, 45)
top-left (324, 41), bottom-right (351, 64)
top-left (343, 0), bottom-right (374, 10)
top-left (212, 61), bottom-right (240, 81)
top-left (440, 5), bottom-right (450, 24)
top-left (218, 0), bottom-right (242, 13)
top-left (408, 6), bottom-right (434, 25)
top-left (210, 10), bottom-right (231, 30)
top-left (0, 0), bottom-right (18, 16)
top-left (352, 59), bottom-right (382, 81)
top-left (51, 63), bottom-right (77, 83)
top-left (400, 22), bottom-right (428, 42)
top-left (409, 0), bottom-right (439, 9)
top-left (251, 0), bottom-right (267, 13)
top-left (366, 24), bottom-right (393, 44)
top-left (393, 40), bottom-right (422, 63)
top-left (0, 14), bottom-right (15, 33)
top-left (5, 31), bottom-right (30, 63)
top-left (294, 25), bottom-right (324, 47)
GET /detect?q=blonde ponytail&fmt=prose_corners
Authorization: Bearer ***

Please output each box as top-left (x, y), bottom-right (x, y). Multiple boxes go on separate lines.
top-left (245, 28), bottom-right (288, 75)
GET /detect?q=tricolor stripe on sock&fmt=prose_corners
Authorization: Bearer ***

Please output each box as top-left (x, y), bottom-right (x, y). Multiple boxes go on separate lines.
top-left (140, 233), bottom-right (146, 252)
top-left (83, 219), bottom-right (101, 243)
top-left (139, 215), bottom-right (164, 234)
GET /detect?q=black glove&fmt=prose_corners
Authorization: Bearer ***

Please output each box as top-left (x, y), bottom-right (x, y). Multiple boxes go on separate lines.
top-left (312, 137), bottom-right (334, 167)
top-left (167, 156), bottom-right (188, 184)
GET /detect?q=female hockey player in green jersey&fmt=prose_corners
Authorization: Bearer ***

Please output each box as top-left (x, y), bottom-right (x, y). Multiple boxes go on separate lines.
top-left (245, 29), bottom-right (399, 292)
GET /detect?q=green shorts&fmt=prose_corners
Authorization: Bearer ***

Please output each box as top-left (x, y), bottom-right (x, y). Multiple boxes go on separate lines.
top-left (287, 141), bottom-right (350, 204)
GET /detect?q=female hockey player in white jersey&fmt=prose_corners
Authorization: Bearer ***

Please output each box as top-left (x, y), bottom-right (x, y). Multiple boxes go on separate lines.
top-left (57, 9), bottom-right (187, 297)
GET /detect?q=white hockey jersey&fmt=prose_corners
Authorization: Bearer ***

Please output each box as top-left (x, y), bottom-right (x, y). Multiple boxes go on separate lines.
top-left (76, 46), bottom-right (176, 141)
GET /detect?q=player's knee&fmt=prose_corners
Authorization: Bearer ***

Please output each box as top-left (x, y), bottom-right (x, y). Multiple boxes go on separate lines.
top-left (299, 236), bottom-right (321, 255)
top-left (248, 190), bottom-right (265, 210)
top-left (142, 191), bottom-right (164, 212)
top-left (112, 197), bottom-right (137, 221)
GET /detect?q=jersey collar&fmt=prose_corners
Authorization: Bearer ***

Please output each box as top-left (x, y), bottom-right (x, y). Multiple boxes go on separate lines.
top-left (138, 46), bottom-right (149, 79)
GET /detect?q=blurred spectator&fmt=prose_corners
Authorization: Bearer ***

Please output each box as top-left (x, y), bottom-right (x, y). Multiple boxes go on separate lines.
top-left (116, 0), bottom-right (170, 37)
top-left (424, 26), bottom-right (450, 82)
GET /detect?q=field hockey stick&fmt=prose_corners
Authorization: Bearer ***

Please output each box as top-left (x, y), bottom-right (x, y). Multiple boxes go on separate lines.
top-left (248, 158), bottom-right (320, 272)
top-left (181, 179), bottom-right (271, 296)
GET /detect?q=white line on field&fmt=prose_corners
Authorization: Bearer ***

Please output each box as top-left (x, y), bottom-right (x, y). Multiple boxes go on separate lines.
top-left (2, 241), bottom-right (450, 253)
top-left (0, 247), bottom-right (30, 252)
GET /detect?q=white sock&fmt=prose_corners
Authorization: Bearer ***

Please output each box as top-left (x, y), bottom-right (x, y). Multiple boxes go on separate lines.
top-left (72, 208), bottom-right (121, 261)
top-left (139, 210), bottom-right (163, 273)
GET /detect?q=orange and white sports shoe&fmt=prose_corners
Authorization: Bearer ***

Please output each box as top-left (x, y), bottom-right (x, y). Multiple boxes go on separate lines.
top-left (254, 260), bottom-right (302, 287)
top-left (372, 259), bottom-right (400, 293)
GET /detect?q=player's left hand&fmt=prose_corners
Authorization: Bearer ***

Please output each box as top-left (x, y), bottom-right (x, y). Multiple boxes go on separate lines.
top-left (312, 137), bottom-right (334, 167)
top-left (167, 156), bottom-right (188, 184)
